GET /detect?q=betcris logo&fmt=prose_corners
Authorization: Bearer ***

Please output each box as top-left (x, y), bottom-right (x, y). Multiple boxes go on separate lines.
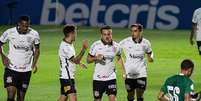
top-left (40, 0), bottom-right (181, 30)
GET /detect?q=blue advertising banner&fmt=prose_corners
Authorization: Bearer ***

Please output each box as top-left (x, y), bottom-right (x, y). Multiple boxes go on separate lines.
top-left (0, 0), bottom-right (200, 29)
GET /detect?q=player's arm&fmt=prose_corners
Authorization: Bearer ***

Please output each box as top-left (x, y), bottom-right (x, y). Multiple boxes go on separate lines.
top-left (190, 22), bottom-right (197, 45)
top-left (32, 44), bottom-right (40, 73)
top-left (70, 40), bottom-right (88, 64)
top-left (116, 55), bottom-right (126, 79)
top-left (0, 42), bottom-right (10, 67)
top-left (157, 92), bottom-right (170, 101)
top-left (87, 54), bottom-right (104, 64)
top-left (147, 52), bottom-right (154, 62)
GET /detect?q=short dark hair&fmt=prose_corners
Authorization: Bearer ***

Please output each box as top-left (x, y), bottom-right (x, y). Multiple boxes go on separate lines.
top-left (100, 25), bottom-right (112, 33)
top-left (130, 23), bottom-right (143, 32)
top-left (181, 59), bottom-right (194, 70)
top-left (63, 25), bottom-right (76, 36)
top-left (18, 15), bottom-right (30, 23)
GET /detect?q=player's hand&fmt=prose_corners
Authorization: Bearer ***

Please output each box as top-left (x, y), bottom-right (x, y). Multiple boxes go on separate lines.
top-left (32, 65), bottom-right (38, 74)
top-left (95, 54), bottom-right (104, 61)
top-left (2, 55), bottom-right (10, 67)
top-left (79, 63), bottom-right (87, 69)
top-left (190, 39), bottom-right (194, 45)
top-left (82, 40), bottom-right (89, 50)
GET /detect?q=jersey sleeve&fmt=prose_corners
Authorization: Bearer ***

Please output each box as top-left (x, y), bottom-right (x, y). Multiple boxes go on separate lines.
top-left (116, 45), bottom-right (121, 56)
top-left (160, 79), bottom-right (168, 94)
top-left (0, 30), bottom-right (9, 43)
top-left (185, 80), bottom-right (194, 95)
top-left (145, 40), bottom-right (152, 54)
top-left (34, 31), bottom-right (40, 45)
top-left (63, 46), bottom-right (74, 60)
top-left (89, 42), bottom-right (96, 56)
top-left (192, 10), bottom-right (198, 23)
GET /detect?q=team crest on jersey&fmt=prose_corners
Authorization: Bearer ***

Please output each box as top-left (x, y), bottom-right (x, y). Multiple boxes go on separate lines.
top-left (94, 91), bottom-right (100, 97)
top-left (26, 37), bottom-right (32, 43)
top-left (6, 76), bottom-right (12, 83)
top-left (64, 86), bottom-right (71, 93)
top-left (112, 46), bottom-right (116, 52)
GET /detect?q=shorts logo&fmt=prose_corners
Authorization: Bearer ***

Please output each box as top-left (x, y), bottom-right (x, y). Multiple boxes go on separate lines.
top-left (137, 79), bottom-right (146, 85)
top-left (6, 76), bottom-right (12, 83)
top-left (94, 91), bottom-right (100, 97)
top-left (64, 86), bottom-right (71, 93)
top-left (22, 84), bottom-right (28, 88)
top-left (199, 46), bottom-right (201, 51)
top-left (126, 84), bottom-right (131, 90)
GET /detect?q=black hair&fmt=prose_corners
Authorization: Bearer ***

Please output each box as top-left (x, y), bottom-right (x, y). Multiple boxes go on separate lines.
top-left (181, 59), bottom-right (194, 70)
top-left (100, 25), bottom-right (112, 33)
top-left (18, 15), bottom-right (30, 23)
top-left (63, 25), bottom-right (76, 37)
top-left (130, 23), bottom-right (143, 32)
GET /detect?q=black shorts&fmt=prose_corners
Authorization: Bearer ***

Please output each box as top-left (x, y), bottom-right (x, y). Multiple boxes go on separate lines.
top-left (4, 68), bottom-right (32, 92)
top-left (197, 41), bottom-right (201, 55)
top-left (60, 79), bottom-right (76, 96)
top-left (125, 77), bottom-right (147, 92)
top-left (93, 79), bottom-right (117, 99)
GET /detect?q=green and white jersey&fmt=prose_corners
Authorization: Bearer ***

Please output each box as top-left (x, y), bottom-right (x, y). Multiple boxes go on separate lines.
top-left (160, 73), bottom-right (194, 101)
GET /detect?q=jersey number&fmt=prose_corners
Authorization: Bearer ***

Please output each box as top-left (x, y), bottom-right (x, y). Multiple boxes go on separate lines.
top-left (167, 86), bottom-right (180, 101)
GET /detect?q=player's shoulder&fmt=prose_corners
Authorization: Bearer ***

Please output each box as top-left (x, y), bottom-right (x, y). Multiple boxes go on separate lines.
top-left (119, 37), bottom-right (132, 44)
top-left (4, 27), bottom-right (16, 33)
top-left (142, 37), bottom-right (151, 44)
top-left (29, 28), bottom-right (39, 35)
top-left (194, 7), bottom-right (201, 14)
top-left (112, 41), bottom-right (120, 47)
top-left (91, 40), bottom-right (102, 47)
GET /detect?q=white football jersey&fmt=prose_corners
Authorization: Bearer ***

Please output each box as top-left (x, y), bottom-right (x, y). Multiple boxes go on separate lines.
top-left (0, 27), bottom-right (40, 72)
top-left (89, 40), bottom-right (121, 81)
top-left (192, 7), bottom-right (201, 41)
top-left (59, 41), bottom-right (76, 79)
top-left (119, 37), bottom-right (152, 79)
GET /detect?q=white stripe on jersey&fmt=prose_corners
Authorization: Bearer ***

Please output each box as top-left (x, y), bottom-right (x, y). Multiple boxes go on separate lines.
top-left (0, 27), bottom-right (40, 72)
top-left (89, 40), bottom-right (121, 81)
top-left (59, 41), bottom-right (76, 79)
top-left (192, 7), bottom-right (201, 41)
top-left (119, 37), bottom-right (152, 79)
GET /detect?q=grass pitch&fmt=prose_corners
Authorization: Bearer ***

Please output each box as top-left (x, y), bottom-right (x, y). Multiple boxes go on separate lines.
top-left (0, 25), bottom-right (200, 101)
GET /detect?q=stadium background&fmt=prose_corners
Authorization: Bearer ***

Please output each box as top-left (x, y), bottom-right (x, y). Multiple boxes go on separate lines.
top-left (0, 0), bottom-right (201, 100)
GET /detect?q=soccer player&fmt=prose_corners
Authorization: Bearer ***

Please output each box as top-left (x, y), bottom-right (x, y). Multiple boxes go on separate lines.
top-left (0, 16), bottom-right (40, 101)
top-left (190, 7), bottom-right (201, 55)
top-left (58, 25), bottom-right (88, 101)
top-left (158, 59), bottom-right (201, 101)
top-left (87, 26), bottom-right (125, 101)
top-left (119, 24), bottom-right (154, 101)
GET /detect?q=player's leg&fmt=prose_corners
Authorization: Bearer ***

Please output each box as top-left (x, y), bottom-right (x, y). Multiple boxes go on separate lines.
top-left (93, 80), bottom-right (105, 101)
top-left (68, 93), bottom-right (77, 101)
top-left (106, 79), bottom-right (117, 101)
top-left (196, 41), bottom-right (201, 55)
top-left (135, 78), bottom-right (147, 101)
top-left (125, 79), bottom-right (135, 101)
top-left (4, 68), bottom-right (18, 101)
top-left (16, 71), bottom-right (31, 101)
top-left (6, 86), bottom-right (17, 101)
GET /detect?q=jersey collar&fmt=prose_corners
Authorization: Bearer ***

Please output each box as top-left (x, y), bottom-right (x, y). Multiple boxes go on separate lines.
top-left (101, 39), bottom-right (113, 45)
top-left (132, 37), bottom-right (143, 44)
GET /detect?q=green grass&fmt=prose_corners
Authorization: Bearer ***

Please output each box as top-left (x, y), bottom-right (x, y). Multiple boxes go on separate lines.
top-left (0, 25), bottom-right (200, 101)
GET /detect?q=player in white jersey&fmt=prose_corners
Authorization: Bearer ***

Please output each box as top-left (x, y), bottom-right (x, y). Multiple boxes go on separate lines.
top-left (119, 24), bottom-right (154, 101)
top-left (0, 16), bottom-right (40, 101)
top-left (190, 7), bottom-right (201, 55)
top-left (87, 26), bottom-right (125, 101)
top-left (58, 25), bottom-right (88, 101)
